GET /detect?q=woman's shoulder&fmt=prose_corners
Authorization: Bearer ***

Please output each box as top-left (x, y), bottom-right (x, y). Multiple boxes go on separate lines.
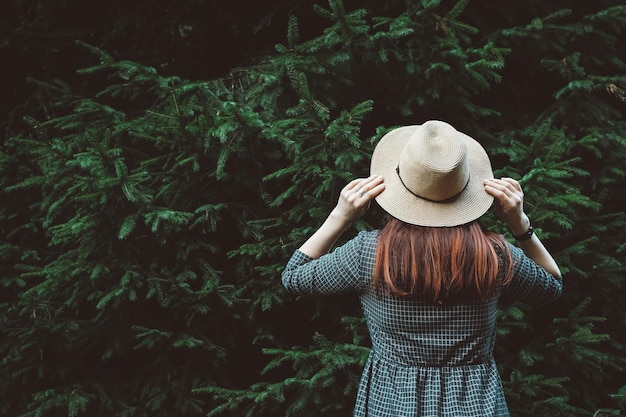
top-left (357, 228), bottom-right (380, 239)
top-left (338, 229), bottom-right (380, 264)
top-left (353, 229), bottom-right (380, 249)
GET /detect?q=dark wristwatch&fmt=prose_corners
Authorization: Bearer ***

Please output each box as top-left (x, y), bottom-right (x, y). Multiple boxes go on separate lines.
top-left (513, 223), bottom-right (534, 241)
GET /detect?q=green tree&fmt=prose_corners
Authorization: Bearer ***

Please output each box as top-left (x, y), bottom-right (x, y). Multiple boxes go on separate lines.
top-left (1, 0), bottom-right (626, 416)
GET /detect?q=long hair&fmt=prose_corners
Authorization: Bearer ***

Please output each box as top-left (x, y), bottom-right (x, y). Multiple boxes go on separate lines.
top-left (373, 218), bottom-right (513, 302)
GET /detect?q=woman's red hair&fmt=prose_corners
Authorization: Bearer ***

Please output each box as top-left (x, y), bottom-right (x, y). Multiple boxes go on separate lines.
top-left (373, 218), bottom-right (513, 302)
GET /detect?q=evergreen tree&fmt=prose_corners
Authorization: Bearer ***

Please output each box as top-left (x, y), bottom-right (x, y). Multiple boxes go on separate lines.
top-left (1, 0), bottom-right (625, 416)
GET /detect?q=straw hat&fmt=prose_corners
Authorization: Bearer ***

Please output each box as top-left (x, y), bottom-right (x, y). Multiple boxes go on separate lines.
top-left (370, 120), bottom-right (494, 227)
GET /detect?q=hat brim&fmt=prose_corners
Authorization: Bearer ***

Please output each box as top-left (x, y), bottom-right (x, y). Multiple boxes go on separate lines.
top-left (370, 124), bottom-right (494, 227)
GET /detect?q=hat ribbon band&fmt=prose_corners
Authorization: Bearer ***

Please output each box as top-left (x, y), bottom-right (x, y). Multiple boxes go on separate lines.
top-left (395, 166), bottom-right (470, 203)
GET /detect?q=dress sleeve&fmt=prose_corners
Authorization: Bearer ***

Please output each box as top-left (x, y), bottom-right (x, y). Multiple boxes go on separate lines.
top-left (281, 230), bottom-right (375, 296)
top-left (501, 243), bottom-right (563, 305)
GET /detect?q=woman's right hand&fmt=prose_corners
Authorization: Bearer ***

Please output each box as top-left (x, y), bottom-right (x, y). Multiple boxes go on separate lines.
top-left (297, 175), bottom-right (385, 259)
top-left (331, 175), bottom-right (385, 226)
top-left (483, 177), bottom-right (530, 236)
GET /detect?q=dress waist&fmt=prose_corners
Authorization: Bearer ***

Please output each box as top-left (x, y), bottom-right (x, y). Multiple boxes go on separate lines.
top-left (370, 347), bottom-right (494, 368)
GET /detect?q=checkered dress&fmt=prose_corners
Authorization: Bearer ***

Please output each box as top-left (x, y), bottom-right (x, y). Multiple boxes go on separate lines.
top-left (282, 230), bottom-right (563, 417)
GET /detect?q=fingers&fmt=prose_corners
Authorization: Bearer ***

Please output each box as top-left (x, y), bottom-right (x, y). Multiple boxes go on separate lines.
top-left (484, 178), bottom-right (522, 200)
top-left (483, 179), bottom-right (506, 201)
top-left (357, 175), bottom-right (385, 199)
top-left (484, 178), bottom-right (527, 230)
top-left (337, 176), bottom-right (385, 222)
top-left (485, 178), bottom-right (525, 219)
top-left (484, 177), bottom-right (519, 191)
top-left (345, 175), bottom-right (384, 200)
top-left (497, 177), bottom-right (523, 196)
top-left (345, 178), bottom-right (364, 192)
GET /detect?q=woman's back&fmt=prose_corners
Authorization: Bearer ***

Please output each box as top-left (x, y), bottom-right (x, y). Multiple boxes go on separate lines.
top-left (282, 120), bottom-right (563, 416)
top-left (358, 295), bottom-right (505, 416)
top-left (283, 228), bottom-right (562, 416)
top-left (362, 292), bottom-right (499, 367)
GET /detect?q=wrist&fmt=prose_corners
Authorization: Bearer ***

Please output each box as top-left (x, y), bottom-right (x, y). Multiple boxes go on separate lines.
top-left (509, 216), bottom-right (534, 241)
top-left (507, 215), bottom-right (531, 237)
top-left (328, 208), bottom-right (353, 230)
top-left (512, 222), bottom-right (534, 241)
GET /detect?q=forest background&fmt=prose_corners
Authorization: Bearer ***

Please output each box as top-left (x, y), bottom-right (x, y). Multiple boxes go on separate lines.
top-left (1, 0), bottom-right (626, 416)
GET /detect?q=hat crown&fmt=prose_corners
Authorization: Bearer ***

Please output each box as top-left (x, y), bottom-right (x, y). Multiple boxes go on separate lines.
top-left (397, 121), bottom-right (469, 202)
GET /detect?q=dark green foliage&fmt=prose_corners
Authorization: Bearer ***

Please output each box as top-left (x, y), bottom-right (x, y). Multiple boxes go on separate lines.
top-left (1, 0), bottom-right (626, 416)
top-left (196, 320), bottom-right (370, 417)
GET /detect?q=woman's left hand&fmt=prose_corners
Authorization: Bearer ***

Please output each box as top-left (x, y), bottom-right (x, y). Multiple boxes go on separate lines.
top-left (331, 175), bottom-right (385, 225)
top-left (484, 177), bottom-right (530, 235)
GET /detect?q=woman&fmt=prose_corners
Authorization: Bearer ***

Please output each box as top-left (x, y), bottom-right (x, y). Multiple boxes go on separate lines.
top-left (282, 120), bottom-right (563, 416)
